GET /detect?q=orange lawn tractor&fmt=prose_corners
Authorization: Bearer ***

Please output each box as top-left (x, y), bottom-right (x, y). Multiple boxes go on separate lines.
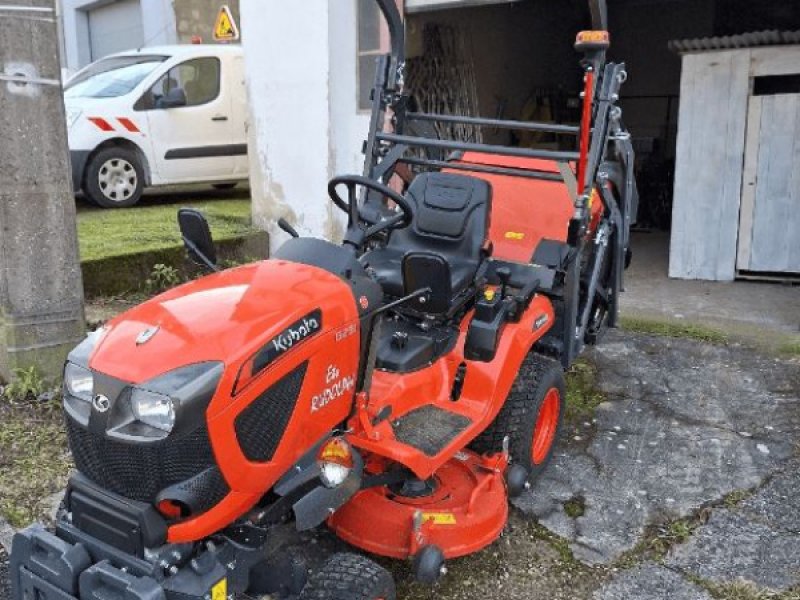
top-left (9, 1), bottom-right (636, 598)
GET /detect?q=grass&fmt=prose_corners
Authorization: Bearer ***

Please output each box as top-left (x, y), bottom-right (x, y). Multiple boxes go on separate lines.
top-left (77, 199), bottom-right (256, 262)
top-left (564, 359), bottom-right (606, 426)
top-left (686, 575), bottom-right (800, 600)
top-left (620, 316), bottom-right (729, 345)
top-left (0, 397), bottom-right (72, 528)
top-left (778, 339), bottom-right (800, 358)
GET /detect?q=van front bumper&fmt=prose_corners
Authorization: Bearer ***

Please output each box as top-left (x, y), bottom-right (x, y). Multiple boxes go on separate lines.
top-left (69, 150), bottom-right (90, 192)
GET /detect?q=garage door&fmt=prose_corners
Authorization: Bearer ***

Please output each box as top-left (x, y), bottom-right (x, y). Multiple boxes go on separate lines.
top-left (406, 0), bottom-right (522, 13)
top-left (88, 0), bottom-right (144, 62)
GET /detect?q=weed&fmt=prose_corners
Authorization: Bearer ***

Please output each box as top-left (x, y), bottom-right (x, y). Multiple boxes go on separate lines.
top-left (722, 488), bottom-right (753, 509)
top-left (564, 496), bottom-right (586, 518)
top-left (565, 359), bottom-right (605, 425)
top-left (620, 316), bottom-right (729, 345)
top-left (686, 575), bottom-right (795, 600)
top-left (145, 263), bottom-right (182, 293)
top-left (0, 399), bottom-right (72, 527)
top-left (3, 366), bottom-right (47, 403)
top-left (778, 339), bottom-right (800, 357)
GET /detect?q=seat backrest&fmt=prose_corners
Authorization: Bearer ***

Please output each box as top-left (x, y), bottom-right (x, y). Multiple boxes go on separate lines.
top-left (387, 172), bottom-right (492, 261)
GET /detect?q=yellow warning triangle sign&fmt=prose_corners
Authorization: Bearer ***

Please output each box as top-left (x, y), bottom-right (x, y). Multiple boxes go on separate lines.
top-left (213, 5), bottom-right (239, 42)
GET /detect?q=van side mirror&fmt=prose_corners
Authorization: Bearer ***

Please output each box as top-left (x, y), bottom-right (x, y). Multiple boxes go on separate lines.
top-left (178, 208), bottom-right (218, 271)
top-left (159, 87), bottom-right (187, 109)
top-left (402, 252), bottom-right (451, 314)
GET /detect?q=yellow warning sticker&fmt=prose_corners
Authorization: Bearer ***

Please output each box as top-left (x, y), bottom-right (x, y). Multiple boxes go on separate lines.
top-left (211, 578), bottom-right (227, 600)
top-left (213, 5), bottom-right (239, 42)
top-left (504, 231), bottom-right (525, 241)
top-left (421, 512), bottom-right (457, 525)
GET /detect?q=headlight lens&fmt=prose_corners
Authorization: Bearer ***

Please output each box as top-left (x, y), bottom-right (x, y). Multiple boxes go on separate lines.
top-left (317, 438), bottom-right (354, 488)
top-left (131, 388), bottom-right (175, 433)
top-left (64, 362), bottom-right (93, 402)
top-left (65, 107), bottom-right (82, 128)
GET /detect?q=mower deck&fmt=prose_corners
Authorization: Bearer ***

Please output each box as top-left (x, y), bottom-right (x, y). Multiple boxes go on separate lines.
top-left (327, 450), bottom-right (508, 560)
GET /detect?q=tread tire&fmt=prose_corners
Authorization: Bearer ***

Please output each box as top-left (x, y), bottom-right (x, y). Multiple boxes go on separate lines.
top-left (299, 553), bottom-right (395, 600)
top-left (470, 353), bottom-right (565, 481)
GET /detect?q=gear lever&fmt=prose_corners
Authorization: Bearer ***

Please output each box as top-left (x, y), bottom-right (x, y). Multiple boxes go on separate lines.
top-left (496, 267), bottom-right (511, 299)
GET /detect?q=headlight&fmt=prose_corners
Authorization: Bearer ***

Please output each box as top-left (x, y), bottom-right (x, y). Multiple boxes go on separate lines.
top-left (64, 362), bottom-right (93, 402)
top-left (317, 438), bottom-right (354, 488)
top-left (65, 107), bottom-right (82, 128)
top-left (131, 388), bottom-right (176, 433)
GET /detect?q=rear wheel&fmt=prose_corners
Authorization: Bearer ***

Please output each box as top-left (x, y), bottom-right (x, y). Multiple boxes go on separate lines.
top-left (470, 353), bottom-right (565, 481)
top-left (84, 147), bottom-right (144, 208)
top-left (299, 553), bottom-right (395, 600)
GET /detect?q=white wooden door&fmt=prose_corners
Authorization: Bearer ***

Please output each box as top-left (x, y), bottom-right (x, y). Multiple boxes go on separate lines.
top-left (737, 92), bottom-right (800, 274)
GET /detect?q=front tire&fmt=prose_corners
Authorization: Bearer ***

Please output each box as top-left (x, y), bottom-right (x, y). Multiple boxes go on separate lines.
top-left (84, 147), bottom-right (144, 208)
top-left (470, 353), bottom-right (565, 482)
top-left (300, 553), bottom-right (395, 600)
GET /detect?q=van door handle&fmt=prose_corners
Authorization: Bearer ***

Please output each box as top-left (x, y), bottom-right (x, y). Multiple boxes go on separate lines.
top-left (212, 115), bottom-right (228, 122)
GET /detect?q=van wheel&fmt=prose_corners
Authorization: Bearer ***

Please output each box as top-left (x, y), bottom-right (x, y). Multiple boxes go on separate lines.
top-left (84, 147), bottom-right (144, 208)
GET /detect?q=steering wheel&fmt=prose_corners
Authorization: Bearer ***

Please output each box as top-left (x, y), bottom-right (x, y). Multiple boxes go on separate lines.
top-left (328, 175), bottom-right (413, 248)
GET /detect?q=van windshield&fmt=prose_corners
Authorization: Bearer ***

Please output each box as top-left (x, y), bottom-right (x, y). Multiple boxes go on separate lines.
top-left (65, 55), bottom-right (168, 99)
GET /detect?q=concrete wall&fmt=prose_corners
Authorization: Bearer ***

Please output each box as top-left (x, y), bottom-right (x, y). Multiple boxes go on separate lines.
top-left (174, 0), bottom-right (240, 44)
top-left (61, 0), bottom-right (177, 73)
top-left (242, 0), bottom-right (367, 251)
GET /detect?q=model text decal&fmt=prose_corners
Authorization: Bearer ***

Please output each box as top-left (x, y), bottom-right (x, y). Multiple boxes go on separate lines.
top-left (311, 364), bottom-right (356, 413)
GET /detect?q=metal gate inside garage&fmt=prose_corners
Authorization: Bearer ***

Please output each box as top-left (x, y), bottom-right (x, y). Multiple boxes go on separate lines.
top-left (87, 0), bottom-right (144, 61)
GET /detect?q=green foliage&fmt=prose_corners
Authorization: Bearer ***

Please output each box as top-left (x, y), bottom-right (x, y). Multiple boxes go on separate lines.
top-left (3, 366), bottom-right (47, 403)
top-left (564, 496), bottom-right (586, 518)
top-left (779, 339), bottom-right (800, 357)
top-left (564, 359), bottom-right (605, 425)
top-left (620, 317), bottom-right (729, 345)
top-left (145, 263), bottom-right (182, 293)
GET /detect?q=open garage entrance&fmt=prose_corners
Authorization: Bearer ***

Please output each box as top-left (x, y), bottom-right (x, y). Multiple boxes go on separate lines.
top-left (404, 0), bottom-right (800, 280)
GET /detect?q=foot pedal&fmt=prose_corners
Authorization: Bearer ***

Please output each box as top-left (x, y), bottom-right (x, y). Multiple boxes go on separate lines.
top-left (393, 406), bottom-right (472, 457)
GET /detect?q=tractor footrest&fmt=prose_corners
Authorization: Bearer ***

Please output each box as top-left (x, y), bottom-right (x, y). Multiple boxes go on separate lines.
top-left (393, 406), bottom-right (472, 457)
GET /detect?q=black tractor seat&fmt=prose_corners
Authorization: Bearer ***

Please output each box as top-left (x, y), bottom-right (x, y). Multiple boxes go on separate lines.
top-left (363, 172), bottom-right (492, 311)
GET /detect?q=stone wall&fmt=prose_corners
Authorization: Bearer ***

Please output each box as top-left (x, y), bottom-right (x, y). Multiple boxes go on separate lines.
top-left (174, 0), bottom-right (241, 44)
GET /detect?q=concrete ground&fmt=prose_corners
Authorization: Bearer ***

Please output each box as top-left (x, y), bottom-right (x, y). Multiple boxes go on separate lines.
top-left (622, 231), bottom-right (799, 350)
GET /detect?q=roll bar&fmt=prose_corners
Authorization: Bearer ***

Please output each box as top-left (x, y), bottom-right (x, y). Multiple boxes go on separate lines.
top-left (375, 0), bottom-right (405, 89)
top-left (589, 0), bottom-right (608, 30)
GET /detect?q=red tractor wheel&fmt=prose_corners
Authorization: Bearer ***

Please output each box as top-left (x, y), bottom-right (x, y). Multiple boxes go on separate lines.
top-left (299, 553), bottom-right (395, 600)
top-left (470, 353), bottom-right (565, 481)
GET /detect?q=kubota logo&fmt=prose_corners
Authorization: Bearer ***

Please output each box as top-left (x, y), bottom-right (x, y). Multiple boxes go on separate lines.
top-left (272, 314), bottom-right (321, 352)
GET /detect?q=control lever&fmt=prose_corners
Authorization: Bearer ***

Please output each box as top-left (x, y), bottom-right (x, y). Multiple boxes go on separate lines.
top-left (277, 218), bottom-right (299, 238)
top-left (496, 267), bottom-right (511, 299)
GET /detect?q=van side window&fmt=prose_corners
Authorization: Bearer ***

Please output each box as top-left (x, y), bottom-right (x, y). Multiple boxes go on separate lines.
top-left (135, 57), bottom-right (221, 110)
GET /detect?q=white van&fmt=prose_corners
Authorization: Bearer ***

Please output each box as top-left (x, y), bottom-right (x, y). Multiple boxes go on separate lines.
top-left (65, 45), bottom-right (248, 208)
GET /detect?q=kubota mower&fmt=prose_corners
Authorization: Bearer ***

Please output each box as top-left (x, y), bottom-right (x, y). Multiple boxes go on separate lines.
top-left (9, 1), bottom-right (636, 598)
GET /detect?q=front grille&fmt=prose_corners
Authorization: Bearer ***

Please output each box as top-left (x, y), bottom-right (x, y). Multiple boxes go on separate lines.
top-left (235, 361), bottom-right (308, 462)
top-left (65, 416), bottom-right (217, 503)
